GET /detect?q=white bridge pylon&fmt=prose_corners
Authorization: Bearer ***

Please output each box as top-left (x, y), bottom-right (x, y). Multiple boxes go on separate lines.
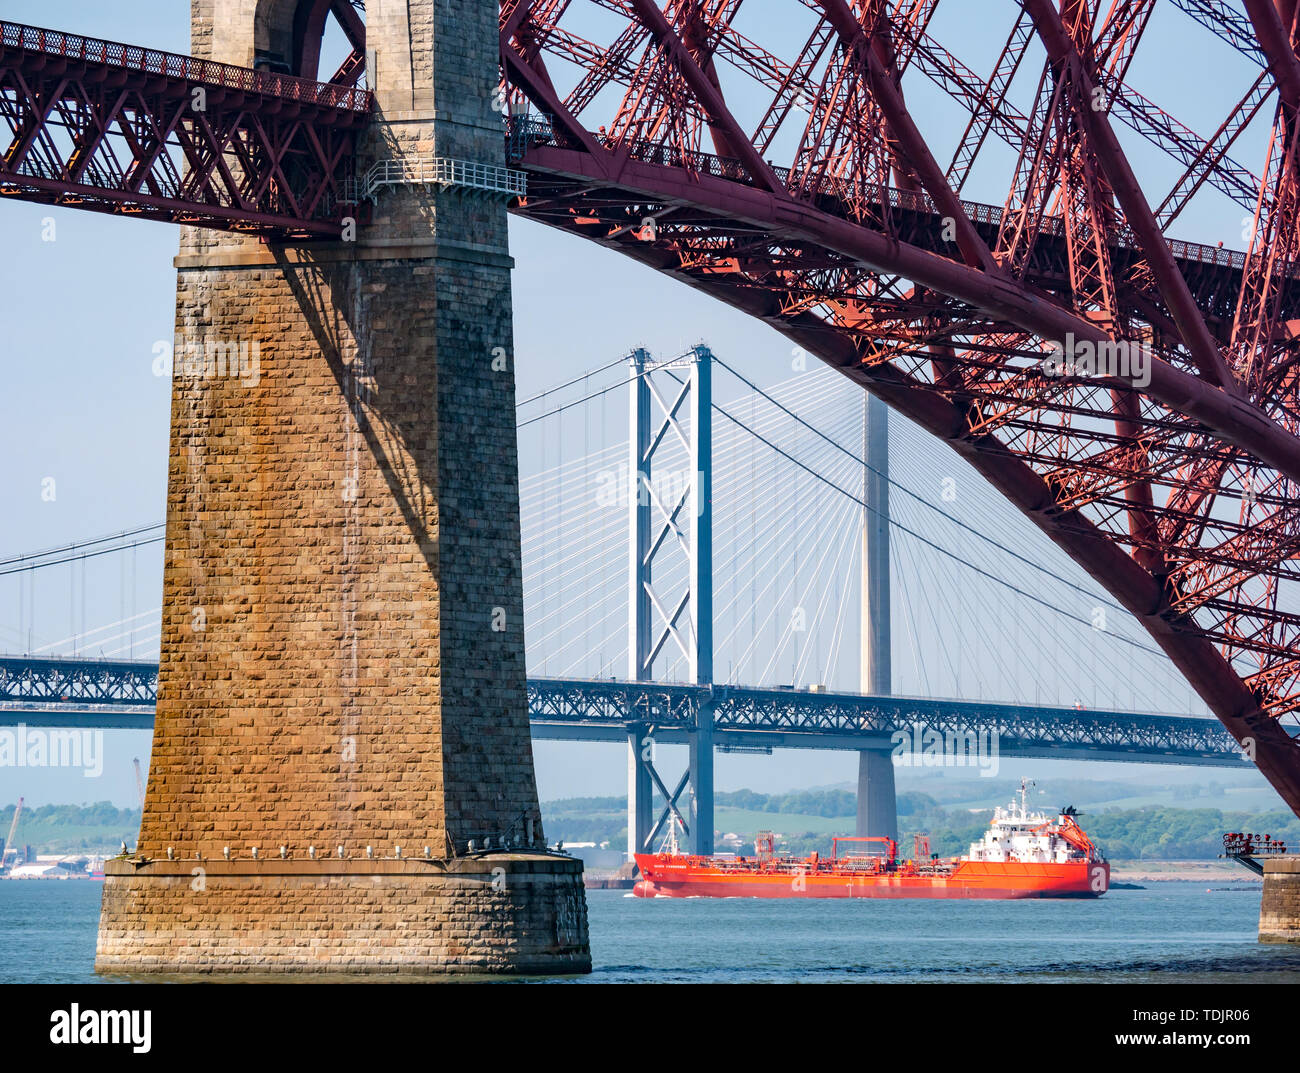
top-left (626, 346), bottom-right (714, 859)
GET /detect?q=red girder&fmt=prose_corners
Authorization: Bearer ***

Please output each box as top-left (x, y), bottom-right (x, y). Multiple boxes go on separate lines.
top-left (0, 21), bottom-right (370, 237)
top-left (945, 8), bottom-right (1035, 193)
top-left (501, 0), bottom-right (1300, 815)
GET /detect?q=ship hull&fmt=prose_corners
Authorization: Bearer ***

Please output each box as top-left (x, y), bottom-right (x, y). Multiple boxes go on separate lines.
top-left (634, 857), bottom-right (1108, 899)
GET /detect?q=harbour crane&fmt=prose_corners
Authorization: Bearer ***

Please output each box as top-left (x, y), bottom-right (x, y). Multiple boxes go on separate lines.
top-left (1, 797), bottom-right (24, 869)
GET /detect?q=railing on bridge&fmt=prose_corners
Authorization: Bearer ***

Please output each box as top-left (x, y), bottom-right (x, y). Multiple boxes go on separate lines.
top-left (504, 114), bottom-right (1252, 275)
top-left (0, 21), bottom-right (371, 111)
top-left (1223, 832), bottom-right (1292, 875)
top-left (353, 157), bottom-right (527, 201)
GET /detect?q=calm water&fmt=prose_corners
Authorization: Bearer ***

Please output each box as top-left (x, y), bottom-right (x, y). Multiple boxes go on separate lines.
top-left (4, 881), bottom-right (1299, 983)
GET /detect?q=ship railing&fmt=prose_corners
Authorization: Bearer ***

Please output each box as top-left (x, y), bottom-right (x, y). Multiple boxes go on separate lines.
top-left (666, 854), bottom-right (894, 875)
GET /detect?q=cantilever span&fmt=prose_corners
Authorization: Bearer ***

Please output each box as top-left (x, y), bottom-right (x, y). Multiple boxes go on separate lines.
top-left (0, 657), bottom-right (1246, 767)
top-left (497, 0), bottom-right (1300, 814)
top-left (504, 119), bottom-right (1284, 335)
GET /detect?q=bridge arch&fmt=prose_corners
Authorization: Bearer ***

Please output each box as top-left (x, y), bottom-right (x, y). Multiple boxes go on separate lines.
top-left (189, 0), bottom-right (363, 80)
top-left (500, 1), bottom-right (1300, 815)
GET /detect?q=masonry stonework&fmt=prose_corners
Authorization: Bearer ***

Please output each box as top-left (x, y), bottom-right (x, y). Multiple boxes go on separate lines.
top-left (1259, 857), bottom-right (1300, 943)
top-left (99, 858), bottom-right (586, 974)
top-left (95, 0), bottom-right (590, 975)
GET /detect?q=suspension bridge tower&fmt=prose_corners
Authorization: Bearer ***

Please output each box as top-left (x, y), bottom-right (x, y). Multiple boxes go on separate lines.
top-left (625, 346), bottom-right (715, 859)
top-left (857, 394), bottom-right (898, 844)
top-left (95, 0), bottom-right (590, 975)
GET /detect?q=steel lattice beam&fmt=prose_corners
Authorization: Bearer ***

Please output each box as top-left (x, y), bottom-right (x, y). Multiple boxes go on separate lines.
top-left (0, 656), bottom-right (159, 708)
top-left (0, 659), bottom-right (1247, 766)
top-left (0, 21), bottom-right (370, 236)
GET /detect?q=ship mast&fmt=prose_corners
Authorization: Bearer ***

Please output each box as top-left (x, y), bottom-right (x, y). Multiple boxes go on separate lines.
top-left (1018, 778), bottom-right (1035, 816)
top-left (664, 813), bottom-right (681, 856)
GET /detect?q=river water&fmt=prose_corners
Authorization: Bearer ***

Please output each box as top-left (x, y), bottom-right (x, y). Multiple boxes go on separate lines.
top-left (4, 881), bottom-right (1298, 983)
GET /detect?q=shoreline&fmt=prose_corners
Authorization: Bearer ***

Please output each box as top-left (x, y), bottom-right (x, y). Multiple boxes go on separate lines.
top-left (1109, 860), bottom-right (1261, 884)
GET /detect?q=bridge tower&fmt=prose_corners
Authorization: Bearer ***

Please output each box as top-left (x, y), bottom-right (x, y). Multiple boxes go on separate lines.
top-left (857, 394), bottom-right (898, 844)
top-left (626, 347), bottom-right (714, 860)
top-left (95, 0), bottom-right (590, 975)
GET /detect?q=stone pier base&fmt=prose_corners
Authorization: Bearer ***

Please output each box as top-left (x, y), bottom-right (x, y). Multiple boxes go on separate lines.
top-left (96, 855), bottom-right (590, 975)
top-left (1259, 857), bottom-right (1300, 943)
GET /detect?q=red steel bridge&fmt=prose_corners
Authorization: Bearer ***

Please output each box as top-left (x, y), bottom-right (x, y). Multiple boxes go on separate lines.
top-left (5, 1), bottom-right (1300, 812)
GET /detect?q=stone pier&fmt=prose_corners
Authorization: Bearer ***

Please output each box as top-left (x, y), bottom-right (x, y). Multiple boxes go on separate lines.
top-left (1259, 858), bottom-right (1300, 943)
top-left (95, 0), bottom-right (590, 975)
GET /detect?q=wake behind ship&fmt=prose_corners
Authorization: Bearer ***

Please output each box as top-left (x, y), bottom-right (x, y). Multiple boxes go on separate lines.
top-left (634, 782), bottom-right (1109, 900)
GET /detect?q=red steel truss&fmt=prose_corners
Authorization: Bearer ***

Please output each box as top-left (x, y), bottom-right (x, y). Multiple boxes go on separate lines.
top-left (499, 0), bottom-right (1300, 814)
top-left (0, 20), bottom-right (370, 236)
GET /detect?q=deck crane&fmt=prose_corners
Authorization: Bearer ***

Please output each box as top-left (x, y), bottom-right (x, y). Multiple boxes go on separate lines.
top-left (2, 797), bottom-right (24, 869)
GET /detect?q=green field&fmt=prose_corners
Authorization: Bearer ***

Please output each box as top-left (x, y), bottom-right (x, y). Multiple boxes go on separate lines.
top-left (0, 803), bottom-right (141, 856)
top-left (714, 807), bottom-right (852, 838)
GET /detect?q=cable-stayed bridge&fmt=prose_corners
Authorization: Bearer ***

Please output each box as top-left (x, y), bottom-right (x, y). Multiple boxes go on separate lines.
top-left (0, 348), bottom-right (1248, 858)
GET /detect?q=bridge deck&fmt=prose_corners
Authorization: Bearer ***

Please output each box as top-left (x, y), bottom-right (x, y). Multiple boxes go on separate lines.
top-left (507, 118), bottom-right (1278, 334)
top-left (0, 658), bottom-right (1246, 767)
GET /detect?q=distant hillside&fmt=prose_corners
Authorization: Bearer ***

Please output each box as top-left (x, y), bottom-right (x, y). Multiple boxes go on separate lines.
top-left (541, 788), bottom-right (1300, 861)
top-left (1086, 807), bottom-right (1299, 860)
top-left (1, 802), bottom-right (141, 856)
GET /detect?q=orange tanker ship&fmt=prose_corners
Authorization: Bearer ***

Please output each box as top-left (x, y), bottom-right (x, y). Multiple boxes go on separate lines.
top-left (634, 782), bottom-right (1109, 900)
